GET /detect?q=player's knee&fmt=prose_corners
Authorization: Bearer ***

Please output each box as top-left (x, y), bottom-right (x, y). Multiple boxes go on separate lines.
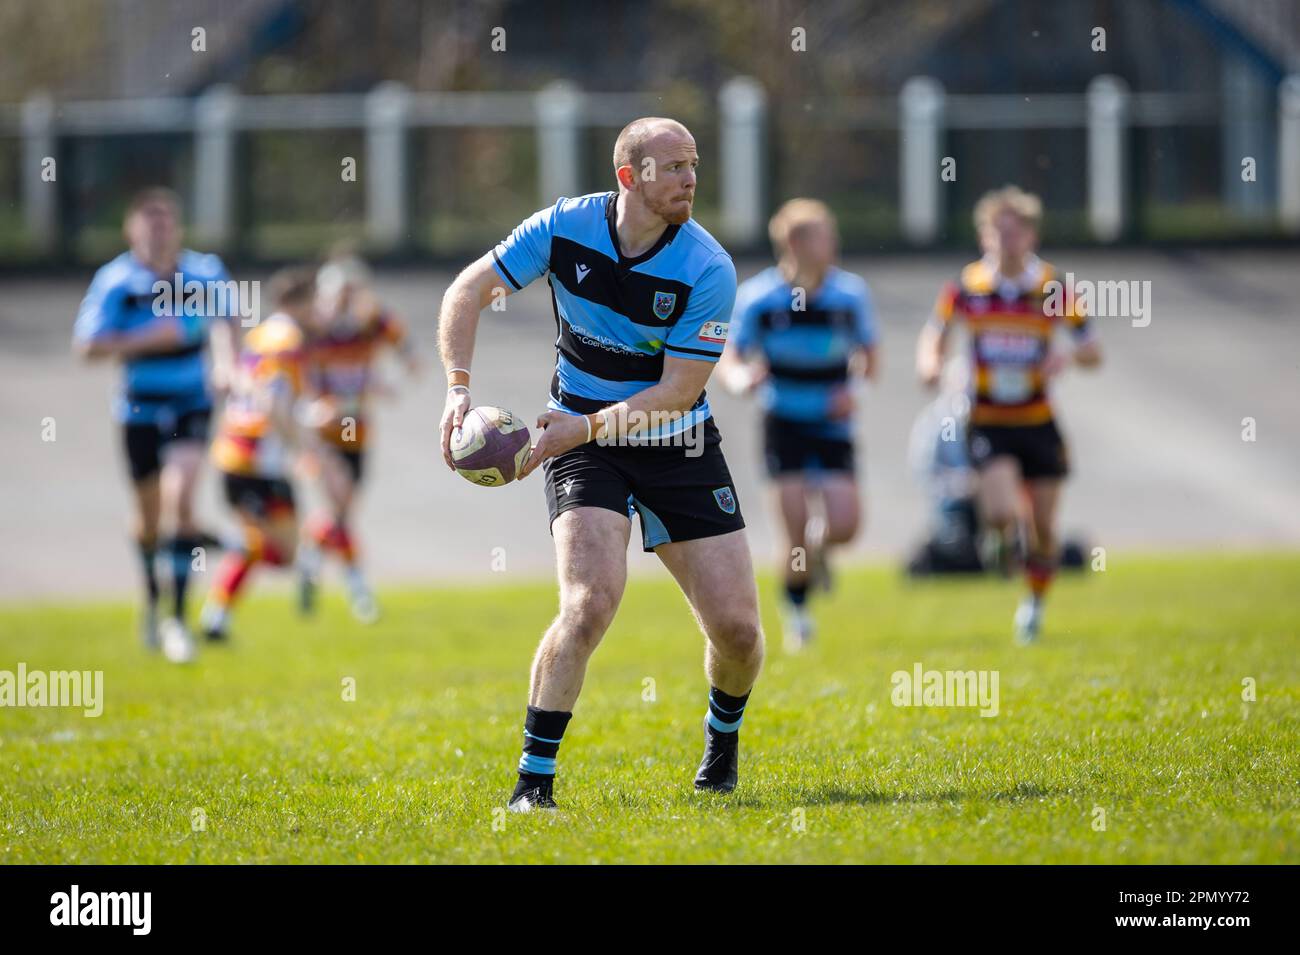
top-left (826, 513), bottom-right (860, 544)
top-left (711, 612), bottom-right (763, 661)
top-left (557, 589), bottom-right (619, 647)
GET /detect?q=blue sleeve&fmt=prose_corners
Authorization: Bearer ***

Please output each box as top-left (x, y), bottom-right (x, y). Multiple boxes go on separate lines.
top-left (853, 281), bottom-right (878, 348)
top-left (729, 280), bottom-right (762, 355)
top-left (664, 254), bottom-right (737, 362)
top-left (491, 201), bottom-right (557, 291)
top-left (72, 269), bottom-right (125, 342)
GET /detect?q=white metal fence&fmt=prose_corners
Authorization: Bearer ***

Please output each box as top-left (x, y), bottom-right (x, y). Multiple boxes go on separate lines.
top-left (3, 73), bottom-right (1299, 255)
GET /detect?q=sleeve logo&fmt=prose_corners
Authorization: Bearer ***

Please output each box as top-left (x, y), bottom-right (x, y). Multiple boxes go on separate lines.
top-left (698, 321), bottom-right (729, 344)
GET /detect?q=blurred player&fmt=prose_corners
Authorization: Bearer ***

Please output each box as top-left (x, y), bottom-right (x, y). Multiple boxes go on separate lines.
top-left (72, 187), bottom-right (237, 663)
top-left (720, 199), bottom-right (878, 651)
top-left (296, 254), bottom-right (416, 623)
top-left (439, 117), bottom-right (764, 810)
top-left (915, 186), bottom-right (1101, 643)
top-left (199, 269), bottom-right (316, 645)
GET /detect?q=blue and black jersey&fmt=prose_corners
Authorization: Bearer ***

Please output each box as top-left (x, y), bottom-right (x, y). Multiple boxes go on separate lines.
top-left (491, 191), bottom-right (736, 439)
top-left (74, 250), bottom-right (236, 425)
top-left (731, 266), bottom-right (877, 440)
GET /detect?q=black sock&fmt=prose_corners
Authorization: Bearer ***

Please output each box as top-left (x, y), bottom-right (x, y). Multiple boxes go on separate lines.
top-left (784, 580), bottom-right (809, 608)
top-left (514, 706), bottom-right (572, 791)
top-left (168, 535), bottom-right (200, 619)
top-left (137, 540), bottom-right (159, 605)
top-left (706, 687), bottom-right (750, 735)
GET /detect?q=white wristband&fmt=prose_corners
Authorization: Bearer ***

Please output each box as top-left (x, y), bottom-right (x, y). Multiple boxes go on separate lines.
top-left (448, 384), bottom-right (469, 395)
top-left (583, 414), bottom-right (593, 443)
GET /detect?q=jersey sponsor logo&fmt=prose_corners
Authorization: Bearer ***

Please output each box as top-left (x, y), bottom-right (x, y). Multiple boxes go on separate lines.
top-left (575, 263), bottom-right (591, 284)
top-left (976, 332), bottom-right (1041, 363)
top-left (698, 321), bottom-right (728, 344)
top-left (567, 321), bottom-right (650, 357)
top-left (653, 291), bottom-right (677, 320)
top-left (713, 486), bottom-right (736, 515)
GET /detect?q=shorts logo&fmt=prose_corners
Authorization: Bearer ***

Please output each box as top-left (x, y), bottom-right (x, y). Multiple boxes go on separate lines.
top-left (653, 291), bottom-right (677, 320)
top-left (713, 486), bottom-right (736, 515)
top-left (698, 321), bottom-right (728, 344)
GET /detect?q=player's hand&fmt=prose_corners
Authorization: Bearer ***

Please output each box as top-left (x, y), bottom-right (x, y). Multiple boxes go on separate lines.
top-left (828, 385), bottom-right (855, 420)
top-left (440, 387), bottom-right (472, 470)
top-left (1043, 351), bottom-right (1070, 378)
top-left (517, 410), bottom-right (586, 481)
top-left (917, 356), bottom-right (941, 390)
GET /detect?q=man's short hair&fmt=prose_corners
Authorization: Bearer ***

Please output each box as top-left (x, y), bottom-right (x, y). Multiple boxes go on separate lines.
top-left (973, 185), bottom-right (1042, 232)
top-left (612, 117), bottom-right (690, 173)
top-left (268, 267), bottom-right (316, 308)
top-left (768, 198), bottom-right (837, 258)
top-left (125, 186), bottom-right (182, 221)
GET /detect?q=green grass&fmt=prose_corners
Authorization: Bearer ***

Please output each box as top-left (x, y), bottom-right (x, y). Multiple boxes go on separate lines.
top-left (1, 554), bottom-right (1296, 864)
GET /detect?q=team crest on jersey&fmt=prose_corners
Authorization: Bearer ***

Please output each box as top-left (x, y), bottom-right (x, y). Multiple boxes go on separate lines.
top-left (713, 486), bottom-right (736, 515)
top-left (653, 291), bottom-right (677, 320)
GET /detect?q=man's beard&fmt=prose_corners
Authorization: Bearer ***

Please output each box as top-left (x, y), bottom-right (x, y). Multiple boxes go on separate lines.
top-left (647, 191), bottom-right (693, 225)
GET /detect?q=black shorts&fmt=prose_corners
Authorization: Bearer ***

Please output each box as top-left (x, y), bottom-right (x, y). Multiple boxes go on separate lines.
top-left (763, 414), bottom-right (856, 477)
top-left (325, 447), bottom-right (365, 484)
top-left (222, 473), bottom-right (296, 520)
top-left (543, 417), bottom-right (745, 552)
top-left (967, 420), bottom-right (1069, 480)
top-left (122, 408), bottom-right (211, 482)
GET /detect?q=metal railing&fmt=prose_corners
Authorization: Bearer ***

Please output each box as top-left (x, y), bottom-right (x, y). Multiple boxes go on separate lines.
top-left (4, 73), bottom-right (1299, 258)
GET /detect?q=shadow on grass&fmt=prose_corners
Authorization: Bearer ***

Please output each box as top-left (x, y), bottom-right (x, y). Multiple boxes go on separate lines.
top-left (723, 780), bottom-right (1059, 809)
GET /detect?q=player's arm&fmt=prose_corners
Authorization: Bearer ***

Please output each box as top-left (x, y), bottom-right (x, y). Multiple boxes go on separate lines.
top-left (518, 356), bottom-right (714, 480)
top-left (916, 282), bottom-right (958, 389)
top-left (1046, 290), bottom-right (1102, 376)
top-left (72, 274), bottom-right (126, 361)
top-left (518, 253), bottom-right (737, 480)
top-left (437, 251), bottom-right (516, 468)
top-left (208, 315), bottom-right (238, 397)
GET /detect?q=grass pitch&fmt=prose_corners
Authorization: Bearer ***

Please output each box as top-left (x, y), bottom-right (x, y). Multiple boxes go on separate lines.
top-left (1, 553), bottom-right (1296, 864)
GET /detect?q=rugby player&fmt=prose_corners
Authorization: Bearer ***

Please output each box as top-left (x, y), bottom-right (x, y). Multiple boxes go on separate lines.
top-left (73, 187), bottom-right (238, 663)
top-left (915, 186), bottom-right (1101, 643)
top-left (721, 199), bottom-right (878, 651)
top-left (296, 254), bottom-right (415, 623)
top-left (438, 118), bottom-right (764, 810)
top-left (199, 269), bottom-right (316, 645)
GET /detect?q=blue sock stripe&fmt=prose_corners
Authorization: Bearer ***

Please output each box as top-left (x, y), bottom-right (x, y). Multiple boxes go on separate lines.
top-left (707, 711), bottom-right (743, 733)
top-left (523, 730), bottom-right (564, 744)
top-left (709, 691), bottom-right (746, 715)
top-left (518, 753), bottom-right (556, 776)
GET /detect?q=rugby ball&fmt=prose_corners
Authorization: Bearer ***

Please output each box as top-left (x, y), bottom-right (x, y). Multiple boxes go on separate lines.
top-left (450, 406), bottom-right (531, 486)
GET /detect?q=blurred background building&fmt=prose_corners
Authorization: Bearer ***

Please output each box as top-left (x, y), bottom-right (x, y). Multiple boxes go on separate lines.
top-left (1, 0), bottom-right (1299, 266)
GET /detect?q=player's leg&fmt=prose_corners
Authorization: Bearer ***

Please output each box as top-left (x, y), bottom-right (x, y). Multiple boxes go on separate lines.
top-left (509, 505), bottom-right (631, 811)
top-left (1016, 477), bottom-right (1063, 644)
top-left (974, 456), bottom-right (1022, 573)
top-left (123, 424), bottom-right (163, 649)
top-left (131, 474), bottom-right (162, 649)
top-left (157, 422), bottom-right (208, 642)
top-left (656, 529), bottom-right (764, 793)
top-left (772, 475), bottom-right (814, 651)
top-left (203, 477), bottom-right (297, 641)
top-left (816, 469), bottom-right (861, 584)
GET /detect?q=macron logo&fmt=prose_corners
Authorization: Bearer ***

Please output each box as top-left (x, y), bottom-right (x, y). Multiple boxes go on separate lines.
top-left (575, 263), bottom-right (591, 284)
top-left (50, 885), bottom-right (151, 935)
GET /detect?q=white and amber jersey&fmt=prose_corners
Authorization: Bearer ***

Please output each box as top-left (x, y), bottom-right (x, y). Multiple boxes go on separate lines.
top-left (211, 313), bottom-right (305, 477)
top-left (932, 256), bottom-right (1091, 427)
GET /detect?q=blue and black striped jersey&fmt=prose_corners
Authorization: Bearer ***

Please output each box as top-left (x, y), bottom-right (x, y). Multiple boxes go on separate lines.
top-left (74, 250), bottom-right (236, 425)
top-left (491, 191), bottom-right (736, 439)
top-left (731, 266), bottom-right (877, 439)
